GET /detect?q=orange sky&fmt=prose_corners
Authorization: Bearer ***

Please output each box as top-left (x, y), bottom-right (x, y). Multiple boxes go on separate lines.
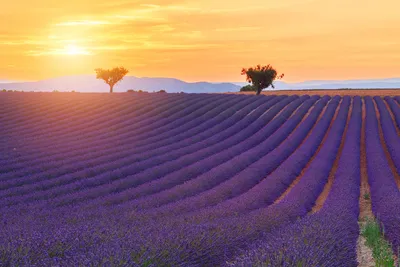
top-left (1, 0), bottom-right (400, 82)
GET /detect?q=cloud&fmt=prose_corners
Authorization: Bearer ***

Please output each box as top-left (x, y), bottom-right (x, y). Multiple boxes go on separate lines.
top-left (55, 20), bottom-right (112, 26)
top-left (215, 27), bottom-right (262, 32)
top-left (2, 0), bottom-right (400, 82)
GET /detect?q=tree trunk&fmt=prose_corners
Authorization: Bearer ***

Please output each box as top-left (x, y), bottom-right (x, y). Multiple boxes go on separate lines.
top-left (256, 88), bottom-right (261, 95)
top-left (109, 84), bottom-right (114, 93)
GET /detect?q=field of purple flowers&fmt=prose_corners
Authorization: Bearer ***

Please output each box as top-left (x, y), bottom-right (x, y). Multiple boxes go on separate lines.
top-left (0, 92), bottom-right (399, 266)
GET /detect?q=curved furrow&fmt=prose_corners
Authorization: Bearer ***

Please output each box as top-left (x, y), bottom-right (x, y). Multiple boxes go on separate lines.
top-left (0, 93), bottom-right (224, 172)
top-left (0, 98), bottom-right (91, 150)
top-left (226, 96), bottom-right (361, 267)
top-left (1, 94), bottom-right (393, 267)
top-left (0, 96), bottom-right (284, 203)
top-left (375, 96), bottom-right (400, 175)
top-left (117, 95), bottom-right (348, 266)
top-left (50, 96), bottom-right (305, 207)
top-left (0, 93), bottom-right (212, 162)
top-left (164, 95), bottom-right (336, 219)
top-left (0, 93), bottom-right (140, 135)
top-left (0, 93), bottom-right (182, 163)
top-left (0, 94), bottom-right (240, 186)
top-left (395, 96), bottom-right (400, 105)
top-left (0, 96), bottom-right (159, 157)
top-left (0, 94), bottom-right (79, 124)
top-left (0, 94), bottom-right (163, 144)
top-left (0, 95), bottom-right (267, 196)
top-left (0, 93), bottom-right (182, 171)
top-left (385, 96), bottom-right (400, 129)
top-left (365, 96), bottom-right (400, 253)
top-left (309, 97), bottom-right (352, 213)
top-left (75, 96), bottom-right (309, 208)
top-left (0, 96), bottom-right (83, 127)
top-left (107, 96), bottom-right (322, 211)
top-left (5, 95), bottom-right (299, 207)
top-left (0, 93), bottom-right (195, 149)
top-left (140, 96), bottom-right (341, 219)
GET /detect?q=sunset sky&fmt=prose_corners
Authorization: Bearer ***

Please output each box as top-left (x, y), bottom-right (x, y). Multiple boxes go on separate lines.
top-left (1, 0), bottom-right (400, 82)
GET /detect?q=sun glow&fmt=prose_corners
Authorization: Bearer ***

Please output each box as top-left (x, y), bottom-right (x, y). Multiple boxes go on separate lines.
top-left (63, 44), bottom-right (90, 55)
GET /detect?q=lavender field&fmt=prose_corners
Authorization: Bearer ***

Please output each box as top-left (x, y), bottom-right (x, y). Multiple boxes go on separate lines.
top-left (1, 92), bottom-right (400, 266)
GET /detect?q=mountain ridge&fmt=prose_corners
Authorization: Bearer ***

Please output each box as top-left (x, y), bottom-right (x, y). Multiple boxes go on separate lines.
top-left (1, 75), bottom-right (399, 93)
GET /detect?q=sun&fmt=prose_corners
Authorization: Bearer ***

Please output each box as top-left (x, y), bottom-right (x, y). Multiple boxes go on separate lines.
top-left (63, 44), bottom-right (89, 55)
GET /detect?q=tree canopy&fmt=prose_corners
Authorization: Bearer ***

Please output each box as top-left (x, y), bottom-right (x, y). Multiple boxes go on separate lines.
top-left (239, 84), bottom-right (256, 92)
top-left (95, 67), bottom-right (129, 93)
top-left (241, 65), bottom-right (284, 95)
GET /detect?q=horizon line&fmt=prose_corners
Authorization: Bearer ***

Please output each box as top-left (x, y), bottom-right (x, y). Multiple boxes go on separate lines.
top-left (1, 75), bottom-right (400, 85)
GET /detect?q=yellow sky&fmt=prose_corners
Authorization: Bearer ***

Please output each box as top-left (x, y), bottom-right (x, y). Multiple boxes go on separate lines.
top-left (1, 0), bottom-right (400, 82)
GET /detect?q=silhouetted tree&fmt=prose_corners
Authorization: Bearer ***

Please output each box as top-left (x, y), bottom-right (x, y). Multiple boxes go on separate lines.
top-left (158, 90), bottom-right (166, 93)
top-left (95, 67), bottom-right (129, 93)
top-left (241, 65), bottom-right (284, 95)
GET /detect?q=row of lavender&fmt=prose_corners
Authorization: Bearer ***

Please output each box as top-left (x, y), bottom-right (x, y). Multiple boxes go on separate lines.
top-left (0, 92), bottom-right (312, 265)
top-left (0, 94), bottom-right (399, 266)
top-left (1, 95), bottom-right (302, 207)
top-left (0, 94), bottom-right (337, 266)
top-left (0, 94), bottom-right (340, 265)
top-left (227, 96), bottom-right (400, 266)
top-left (227, 96), bottom-right (361, 266)
top-left (2, 94), bottom-right (274, 184)
top-left (1, 93), bottom-right (248, 171)
top-left (366, 96), bottom-right (400, 252)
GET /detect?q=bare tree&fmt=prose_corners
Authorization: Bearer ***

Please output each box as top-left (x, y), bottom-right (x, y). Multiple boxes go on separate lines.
top-left (95, 67), bottom-right (129, 93)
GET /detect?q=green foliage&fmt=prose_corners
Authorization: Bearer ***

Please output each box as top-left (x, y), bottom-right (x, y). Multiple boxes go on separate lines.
top-left (362, 218), bottom-right (395, 267)
top-left (95, 66), bottom-right (129, 93)
top-left (364, 193), bottom-right (370, 200)
top-left (240, 84), bottom-right (256, 92)
top-left (1, 89), bottom-right (6, 92)
top-left (47, 241), bottom-right (71, 258)
top-left (241, 64), bottom-right (284, 95)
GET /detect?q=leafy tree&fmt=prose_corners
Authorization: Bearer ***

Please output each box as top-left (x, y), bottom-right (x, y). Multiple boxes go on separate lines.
top-left (240, 84), bottom-right (256, 92)
top-left (241, 64), bottom-right (284, 95)
top-left (158, 90), bottom-right (166, 93)
top-left (95, 67), bottom-right (129, 93)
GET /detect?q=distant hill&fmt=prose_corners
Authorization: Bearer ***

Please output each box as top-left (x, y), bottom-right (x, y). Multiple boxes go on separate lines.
top-left (0, 75), bottom-right (240, 93)
top-left (0, 80), bottom-right (21, 83)
top-left (1, 75), bottom-right (400, 93)
top-left (236, 78), bottom-right (400, 91)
